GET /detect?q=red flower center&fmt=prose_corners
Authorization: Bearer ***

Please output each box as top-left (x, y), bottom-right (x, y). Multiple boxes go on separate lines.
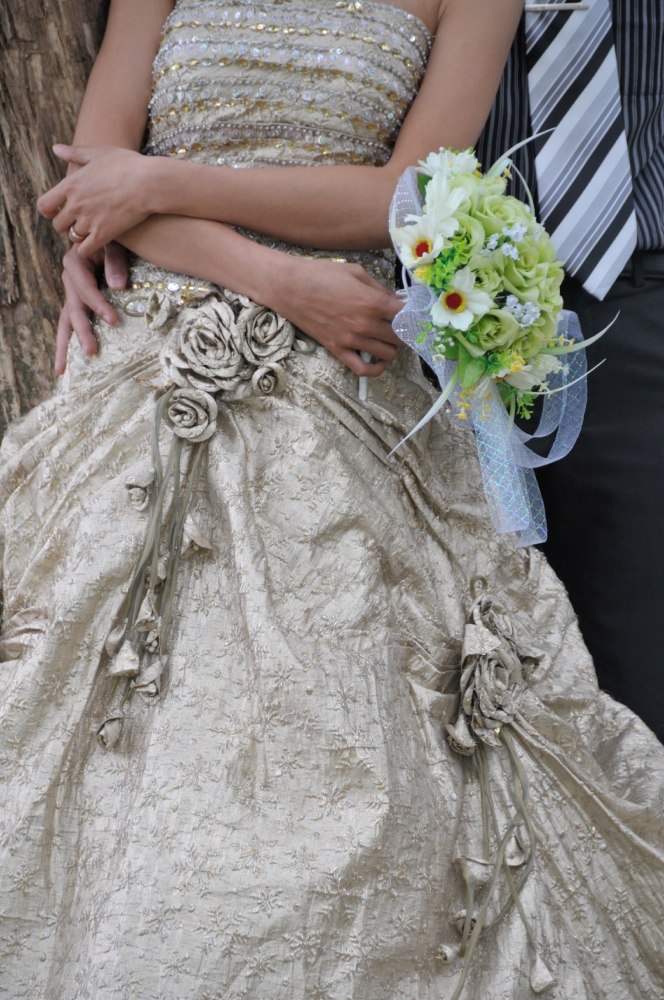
top-left (414, 240), bottom-right (432, 257)
top-left (444, 291), bottom-right (464, 311)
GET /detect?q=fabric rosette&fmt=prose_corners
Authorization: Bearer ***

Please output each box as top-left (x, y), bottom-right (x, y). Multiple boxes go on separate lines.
top-left (164, 387), bottom-right (218, 442)
top-left (446, 594), bottom-right (543, 752)
top-left (443, 586), bottom-right (554, 994)
top-left (161, 299), bottom-right (251, 394)
top-left (111, 287), bottom-right (295, 758)
top-left (251, 362), bottom-right (286, 396)
top-left (236, 303), bottom-right (295, 366)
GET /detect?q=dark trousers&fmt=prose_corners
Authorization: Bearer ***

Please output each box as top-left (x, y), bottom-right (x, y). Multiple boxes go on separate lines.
top-left (537, 253), bottom-right (664, 741)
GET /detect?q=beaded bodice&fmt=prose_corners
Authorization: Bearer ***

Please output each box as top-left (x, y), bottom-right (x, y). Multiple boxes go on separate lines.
top-left (122, 0), bottom-right (432, 310)
top-left (147, 0), bottom-right (431, 167)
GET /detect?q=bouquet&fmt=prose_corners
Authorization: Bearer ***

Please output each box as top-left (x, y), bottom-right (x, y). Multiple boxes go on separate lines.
top-left (389, 145), bottom-right (609, 546)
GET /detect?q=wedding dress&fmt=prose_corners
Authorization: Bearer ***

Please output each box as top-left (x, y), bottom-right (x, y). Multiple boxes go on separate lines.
top-left (1, 2), bottom-right (663, 998)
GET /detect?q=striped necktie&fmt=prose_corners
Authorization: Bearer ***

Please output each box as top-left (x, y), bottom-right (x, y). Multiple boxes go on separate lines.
top-left (525, 0), bottom-right (637, 300)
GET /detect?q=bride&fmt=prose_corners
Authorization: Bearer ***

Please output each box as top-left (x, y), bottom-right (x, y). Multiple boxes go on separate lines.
top-left (1, 0), bottom-right (664, 997)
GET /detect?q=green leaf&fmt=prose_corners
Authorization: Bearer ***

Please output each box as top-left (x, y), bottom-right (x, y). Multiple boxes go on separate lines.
top-left (516, 391), bottom-right (537, 420)
top-left (497, 381), bottom-right (512, 407)
top-left (455, 331), bottom-right (485, 358)
top-left (417, 172), bottom-right (430, 199)
top-left (457, 343), bottom-right (487, 388)
top-left (415, 321), bottom-right (433, 345)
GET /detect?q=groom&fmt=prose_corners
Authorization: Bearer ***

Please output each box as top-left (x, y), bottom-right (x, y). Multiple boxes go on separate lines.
top-left (478, 0), bottom-right (664, 738)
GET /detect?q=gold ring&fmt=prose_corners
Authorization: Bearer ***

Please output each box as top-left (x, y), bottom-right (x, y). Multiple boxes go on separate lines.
top-left (68, 225), bottom-right (86, 243)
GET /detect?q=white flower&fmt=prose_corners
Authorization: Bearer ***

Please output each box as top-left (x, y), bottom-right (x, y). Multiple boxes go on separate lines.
top-left (502, 223), bottom-right (528, 243)
top-left (430, 267), bottom-right (493, 332)
top-left (503, 295), bottom-right (542, 329)
top-left (423, 174), bottom-right (468, 229)
top-left (418, 147), bottom-right (480, 179)
top-left (486, 233), bottom-right (500, 251)
top-left (504, 353), bottom-right (564, 390)
top-left (390, 211), bottom-right (446, 268)
top-left (501, 242), bottom-right (520, 261)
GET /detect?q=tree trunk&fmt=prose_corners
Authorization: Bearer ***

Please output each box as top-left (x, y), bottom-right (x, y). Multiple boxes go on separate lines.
top-left (0, 0), bottom-right (109, 441)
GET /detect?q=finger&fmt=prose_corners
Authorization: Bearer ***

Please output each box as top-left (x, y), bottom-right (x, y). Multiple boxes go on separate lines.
top-left (76, 229), bottom-right (106, 258)
top-left (346, 263), bottom-right (388, 290)
top-left (347, 315), bottom-right (402, 346)
top-left (54, 306), bottom-right (74, 375)
top-left (104, 242), bottom-right (129, 290)
top-left (37, 179), bottom-right (70, 219)
top-left (63, 263), bottom-right (118, 326)
top-left (52, 144), bottom-right (93, 166)
top-left (341, 336), bottom-right (399, 362)
top-left (372, 294), bottom-right (404, 323)
top-left (370, 317), bottom-right (402, 345)
top-left (63, 273), bottom-right (98, 359)
top-left (347, 264), bottom-right (403, 307)
top-left (352, 281), bottom-right (403, 323)
top-left (337, 349), bottom-right (389, 377)
top-left (64, 252), bottom-right (117, 324)
top-left (51, 204), bottom-right (80, 234)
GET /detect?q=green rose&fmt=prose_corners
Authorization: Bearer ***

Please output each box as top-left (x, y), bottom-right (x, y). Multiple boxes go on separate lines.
top-left (452, 213), bottom-right (487, 257)
top-left (501, 249), bottom-right (563, 307)
top-left (474, 193), bottom-right (532, 237)
top-left (512, 313), bottom-right (558, 358)
top-left (468, 253), bottom-right (503, 296)
top-left (475, 175), bottom-right (508, 201)
top-left (470, 307), bottom-right (522, 353)
top-left (449, 173), bottom-right (481, 212)
top-left (534, 231), bottom-right (558, 263)
top-left (540, 266), bottom-right (564, 314)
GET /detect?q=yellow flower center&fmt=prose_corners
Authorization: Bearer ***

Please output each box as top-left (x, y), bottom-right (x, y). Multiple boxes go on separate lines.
top-left (509, 354), bottom-right (525, 373)
top-left (443, 289), bottom-right (466, 313)
top-left (414, 264), bottom-right (432, 283)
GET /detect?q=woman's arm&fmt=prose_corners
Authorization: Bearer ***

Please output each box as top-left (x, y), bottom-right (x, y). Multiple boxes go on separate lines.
top-left (51, 0), bottom-right (174, 370)
top-left (49, 0), bottom-right (402, 381)
top-left (71, 0), bottom-right (175, 150)
top-left (40, 0), bottom-right (523, 255)
top-left (118, 214), bottom-right (402, 377)
top-left (145, 0), bottom-right (525, 246)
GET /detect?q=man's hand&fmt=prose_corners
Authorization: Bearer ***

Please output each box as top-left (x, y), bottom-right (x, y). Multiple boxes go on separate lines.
top-left (55, 242), bottom-right (128, 374)
top-left (38, 145), bottom-right (156, 259)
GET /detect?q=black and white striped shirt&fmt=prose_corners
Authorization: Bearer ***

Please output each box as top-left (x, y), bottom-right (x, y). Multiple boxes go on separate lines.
top-left (477, 0), bottom-right (664, 251)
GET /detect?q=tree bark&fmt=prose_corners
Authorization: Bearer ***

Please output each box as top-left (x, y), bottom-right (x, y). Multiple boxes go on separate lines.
top-left (0, 0), bottom-right (109, 440)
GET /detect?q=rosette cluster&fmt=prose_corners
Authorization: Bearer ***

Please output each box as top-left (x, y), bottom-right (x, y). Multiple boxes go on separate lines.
top-left (445, 593), bottom-right (543, 755)
top-left (144, 289), bottom-right (294, 442)
top-left (390, 147), bottom-right (567, 420)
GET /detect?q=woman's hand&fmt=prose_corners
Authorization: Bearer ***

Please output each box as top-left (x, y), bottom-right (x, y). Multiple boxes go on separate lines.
top-left (55, 242), bottom-right (128, 374)
top-left (101, 212), bottom-right (403, 379)
top-left (270, 257), bottom-right (403, 377)
top-left (38, 145), bottom-right (157, 258)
